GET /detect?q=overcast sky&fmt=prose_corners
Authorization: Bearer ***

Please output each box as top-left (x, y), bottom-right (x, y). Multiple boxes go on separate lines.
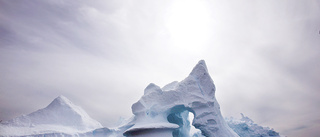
top-left (0, 0), bottom-right (319, 136)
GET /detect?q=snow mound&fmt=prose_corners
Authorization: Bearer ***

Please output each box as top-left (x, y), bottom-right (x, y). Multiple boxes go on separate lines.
top-left (0, 95), bottom-right (102, 136)
top-left (225, 113), bottom-right (280, 137)
top-left (124, 60), bottom-right (239, 137)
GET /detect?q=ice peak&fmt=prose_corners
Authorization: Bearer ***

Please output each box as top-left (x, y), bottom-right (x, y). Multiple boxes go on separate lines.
top-left (189, 60), bottom-right (209, 78)
top-left (144, 83), bottom-right (162, 95)
top-left (56, 95), bottom-right (68, 101)
top-left (47, 95), bottom-right (73, 108)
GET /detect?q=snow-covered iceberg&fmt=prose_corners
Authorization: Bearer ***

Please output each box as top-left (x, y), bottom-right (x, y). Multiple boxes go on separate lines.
top-left (0, 95), bottom-right (102, 136)
top-left (123, 60), bottom-right (239, 137)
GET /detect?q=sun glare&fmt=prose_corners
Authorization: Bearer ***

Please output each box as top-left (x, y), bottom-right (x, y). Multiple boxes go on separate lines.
top-left (166, 0), bottom-right (211, 53)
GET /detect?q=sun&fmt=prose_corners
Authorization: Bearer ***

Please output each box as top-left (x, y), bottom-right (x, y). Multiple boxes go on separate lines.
top-left (166, 0), bottom-right (212, 53)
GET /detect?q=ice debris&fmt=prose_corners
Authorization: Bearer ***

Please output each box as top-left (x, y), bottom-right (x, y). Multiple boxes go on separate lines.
top-left (225, 113), bottom-right (280, 137)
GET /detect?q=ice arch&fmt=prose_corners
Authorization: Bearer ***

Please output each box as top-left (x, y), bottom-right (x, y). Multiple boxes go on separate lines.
top-left (123, 60), bottom-right (238, 137)
top-left (166, 105), bottom-right (193, 137)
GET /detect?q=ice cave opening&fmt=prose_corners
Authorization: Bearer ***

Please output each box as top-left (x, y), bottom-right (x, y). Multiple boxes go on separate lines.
top-left (166, 105), bottom-right (203, 137)
top-left (188, 112), bottom-right (204, 137)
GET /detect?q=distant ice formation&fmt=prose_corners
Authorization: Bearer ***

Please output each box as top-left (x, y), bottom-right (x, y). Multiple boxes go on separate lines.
top-left (0, 60), bottom-right (281, 137)
top-left (225, 113), bottom-right (280, 137)
top-left (0, 95), bottom-right (102, 136)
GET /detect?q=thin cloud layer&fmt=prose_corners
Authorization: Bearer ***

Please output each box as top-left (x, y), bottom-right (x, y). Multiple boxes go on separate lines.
top-left (0, 0), bottom-right (319, 136)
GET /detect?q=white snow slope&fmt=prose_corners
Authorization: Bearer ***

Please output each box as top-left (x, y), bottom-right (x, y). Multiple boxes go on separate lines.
top-left (0, 95), bottom-right (102, 136)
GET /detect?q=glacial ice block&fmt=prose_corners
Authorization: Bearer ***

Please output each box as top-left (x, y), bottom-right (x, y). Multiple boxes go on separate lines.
top-left (124, 60), bottom-right (239, 137)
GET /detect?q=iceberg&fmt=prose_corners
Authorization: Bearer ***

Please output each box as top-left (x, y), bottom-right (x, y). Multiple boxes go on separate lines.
top-left (0, 95), bottom-right (102, 136)
top-left (225, 113), bottom-right (280, 137)
top-left (123, 60), bottom-right (239, 137)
